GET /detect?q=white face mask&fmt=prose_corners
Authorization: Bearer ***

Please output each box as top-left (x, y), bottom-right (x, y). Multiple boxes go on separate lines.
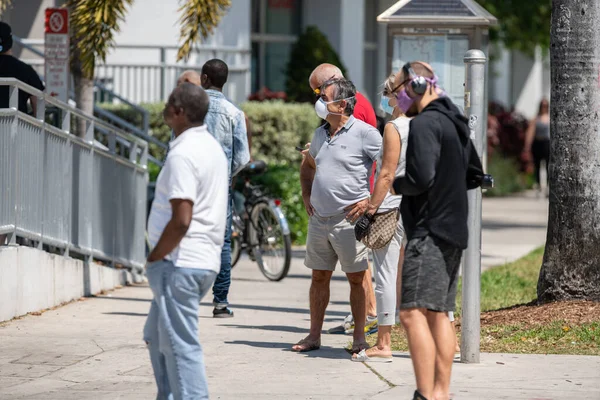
top-left (314, 97), bottom-right (354, 120)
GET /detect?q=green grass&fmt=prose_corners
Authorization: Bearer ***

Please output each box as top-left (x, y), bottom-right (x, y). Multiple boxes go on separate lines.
top-left (478, 321), bottom-right (600, 355)
top-left (373, 246), bottom-right (600, 355)
top-left (455, 246), bottom-right (544, 316)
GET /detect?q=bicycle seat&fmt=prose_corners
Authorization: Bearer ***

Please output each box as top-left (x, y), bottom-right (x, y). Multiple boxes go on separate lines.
top-left (240, 160), bottom-right (267, 176)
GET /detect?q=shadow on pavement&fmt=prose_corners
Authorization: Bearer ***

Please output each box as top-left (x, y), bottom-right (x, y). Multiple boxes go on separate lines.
top-left (200, 303), bottom-right (347, 317)
top-left (95, 296), bottom-right (151, 303)
top-left (219, 324), bottom-right (309, 334)
top-left (104, 312), bottom-right (148, 317)
top-left (225, 340), bottom-right (351, 360)
top-left (482, 221), bottom-right (547, 230)
top-left (286, 274), bottom-right (349, 282)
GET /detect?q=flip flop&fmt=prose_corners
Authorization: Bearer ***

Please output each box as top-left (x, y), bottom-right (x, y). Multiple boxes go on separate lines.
top-left (351, 349), bottom-right (393, 363)
top-left (291, 338), bottom-right (321, 353)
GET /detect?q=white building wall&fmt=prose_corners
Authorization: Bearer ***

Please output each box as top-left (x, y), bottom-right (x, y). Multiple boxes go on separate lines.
top-left (339, 0), bottom-right (365, 93)
top-left (303, 0), bottom-right (342, 49)
top-left (512, 47), bottom-right (547, 120)
top-left (102, 0), bottom-right (251, 104)
top-left (489, 45), bottom-right (512, 109)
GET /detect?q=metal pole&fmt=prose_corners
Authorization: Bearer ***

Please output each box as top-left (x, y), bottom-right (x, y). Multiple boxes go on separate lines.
top-left (461, 49), bottom-right (487, 364)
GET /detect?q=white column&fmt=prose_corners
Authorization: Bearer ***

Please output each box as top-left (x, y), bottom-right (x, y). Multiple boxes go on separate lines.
top-left (340, 0), bottom-right (365, 92)
top-left (489, 44), bottom-right (512, 109)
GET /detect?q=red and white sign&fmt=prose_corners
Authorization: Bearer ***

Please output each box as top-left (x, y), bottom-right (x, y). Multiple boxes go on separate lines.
top-left (45, 8), bottom-right (69, 102)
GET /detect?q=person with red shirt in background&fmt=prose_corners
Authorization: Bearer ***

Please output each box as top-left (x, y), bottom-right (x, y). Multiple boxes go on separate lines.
top-left (302, 63), bottom-right (379, 336)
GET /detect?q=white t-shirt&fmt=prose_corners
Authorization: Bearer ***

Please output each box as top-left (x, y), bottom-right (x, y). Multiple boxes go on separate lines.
top-left (147, 125), bottom-right (228, 272)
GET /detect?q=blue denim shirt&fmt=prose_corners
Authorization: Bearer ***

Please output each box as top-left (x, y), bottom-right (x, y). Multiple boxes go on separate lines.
top-left (203, 89), bottom-right (250, 178)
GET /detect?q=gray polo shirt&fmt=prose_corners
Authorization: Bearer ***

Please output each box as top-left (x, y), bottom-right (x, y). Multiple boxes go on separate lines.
top-left (309, 116), bottom-right (382, 217)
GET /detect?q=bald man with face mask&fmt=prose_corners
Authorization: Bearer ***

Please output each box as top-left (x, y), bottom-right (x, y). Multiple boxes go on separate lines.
top-left (305, 63), bottom-right (380, 337)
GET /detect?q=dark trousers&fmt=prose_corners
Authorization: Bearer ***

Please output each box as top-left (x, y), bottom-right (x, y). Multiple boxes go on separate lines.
top-left (532, 139), bottom-right (550, 186)
top-left (212, 192), bottom-right (233, 307)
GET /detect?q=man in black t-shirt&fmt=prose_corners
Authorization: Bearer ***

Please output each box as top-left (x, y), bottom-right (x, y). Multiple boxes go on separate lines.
top-left (0, 22), bottom-right (44, 115)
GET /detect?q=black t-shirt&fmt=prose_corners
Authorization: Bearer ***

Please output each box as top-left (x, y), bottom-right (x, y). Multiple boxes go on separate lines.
top-left (0, 54), bottom-right (45, 114)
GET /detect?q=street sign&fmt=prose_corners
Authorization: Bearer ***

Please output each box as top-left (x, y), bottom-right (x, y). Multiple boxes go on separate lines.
top-left (45, 8), bottom-right (69, 103)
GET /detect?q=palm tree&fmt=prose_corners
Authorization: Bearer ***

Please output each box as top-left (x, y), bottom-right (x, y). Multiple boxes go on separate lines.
top-left (0, 0), bottom-right (231, 137)
top-left (537, 0), bottom-right (600, 302)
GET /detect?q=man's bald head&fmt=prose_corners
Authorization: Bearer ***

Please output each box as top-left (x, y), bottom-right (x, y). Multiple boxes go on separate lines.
top-left (177, 70), bottom-right (201, 87)
top-left (309, 63), bottom-right (344, 91)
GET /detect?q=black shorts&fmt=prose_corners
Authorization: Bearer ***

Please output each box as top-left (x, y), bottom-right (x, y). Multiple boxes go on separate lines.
top-left (400, 235), bottom-right (462, 312)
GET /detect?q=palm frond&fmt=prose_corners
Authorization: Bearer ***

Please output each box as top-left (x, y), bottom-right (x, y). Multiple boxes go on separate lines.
top-left (66, 0), bottom-right (134, 79)
top-left (0, 0), bottom-right (12, 16)
top-left (176, 0), bottom-right (231, 62)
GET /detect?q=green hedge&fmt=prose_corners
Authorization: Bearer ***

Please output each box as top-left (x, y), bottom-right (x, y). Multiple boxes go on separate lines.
top-left (484, 156), bottom-right (534, 197)
top-left (99, 101), bottom-right (320, 167)
top-left (100, 101), bottom-right (317, 244)
top-left (241, 101), bottom-right (320, 165)
top-left (250, 164), bottom-right (308, 244)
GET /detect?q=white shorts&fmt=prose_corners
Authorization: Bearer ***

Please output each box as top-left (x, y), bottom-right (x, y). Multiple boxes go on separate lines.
top-left (304, 213), bottom-right (369, 273)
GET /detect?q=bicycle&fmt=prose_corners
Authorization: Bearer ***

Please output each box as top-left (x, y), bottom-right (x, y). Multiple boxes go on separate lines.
top-left (230, 160), bottom-right (292, 281)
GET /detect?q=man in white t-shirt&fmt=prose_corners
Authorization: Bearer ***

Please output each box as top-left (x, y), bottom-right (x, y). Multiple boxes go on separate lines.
top-left (144, 83), bottom-right (228, 400)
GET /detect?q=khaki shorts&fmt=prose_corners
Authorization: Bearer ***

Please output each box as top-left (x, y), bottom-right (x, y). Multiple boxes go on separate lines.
top-left (304, 213), bottom-right (369, 274)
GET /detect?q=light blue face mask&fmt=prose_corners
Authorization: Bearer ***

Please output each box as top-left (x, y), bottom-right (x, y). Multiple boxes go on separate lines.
top-left (380, 96), bottom-right (394, 115)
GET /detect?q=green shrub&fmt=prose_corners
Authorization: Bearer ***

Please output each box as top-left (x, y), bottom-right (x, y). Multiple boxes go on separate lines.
top-left (285, 26), bottom-right (347, 103)
top-left (485, 156), bottom-right (532, 197)
top-left (99, 101), bottom-right (320, 169)
top-left (99, 103), bottom-right (170, 162)
top-left (251, 164), bottom-right (308, 244)
top-left (241, 101), bottom-right (320, 166)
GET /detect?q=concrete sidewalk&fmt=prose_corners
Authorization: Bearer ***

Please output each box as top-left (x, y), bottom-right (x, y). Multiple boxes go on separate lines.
top-left (1, 259), bottom-right (598, 400)
top-left (481, 192), bottom-right (549, 269)
top-left (2, 195), bottom-right (597, 400)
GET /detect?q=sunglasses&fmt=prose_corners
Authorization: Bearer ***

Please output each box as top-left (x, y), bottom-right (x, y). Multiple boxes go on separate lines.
top-left (313, 75), bottom-right (340, 96)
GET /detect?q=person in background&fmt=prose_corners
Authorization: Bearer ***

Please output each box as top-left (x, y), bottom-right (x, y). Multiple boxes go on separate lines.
top-left (144, 83), bottom-right (228, 400)
top-left (306, 63), bottom-right (379, 336)
top-left (293, 78), bottom-right (381, 354)
top-left (523, 99), bottom-right (550, 197)
top-left (352, 72), bottom-right (409, 362)
top-left (201, 59), bottom-right (250, 318)
top-left (0, 21), bottom-right (44, 116)
top-left (393, 61), bottom-right (483, 400)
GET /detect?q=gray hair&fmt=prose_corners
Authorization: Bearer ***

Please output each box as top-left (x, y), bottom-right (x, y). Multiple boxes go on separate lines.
top-left (166, 82), bottom-right (210, 124)
top-left (321, 79), bottom-right (357, 116)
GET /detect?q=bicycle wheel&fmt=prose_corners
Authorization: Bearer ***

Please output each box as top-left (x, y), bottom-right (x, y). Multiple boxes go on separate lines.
top-left (230, 210), bottom-right (244, 268)
top-left (230, 234), bottom-right (242, 268)
top-left (249, 202), bottom-right (292, 281)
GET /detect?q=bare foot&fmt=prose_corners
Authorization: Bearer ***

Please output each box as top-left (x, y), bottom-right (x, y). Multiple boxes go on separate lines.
top-left (291, 336), bottom-right (320, 352)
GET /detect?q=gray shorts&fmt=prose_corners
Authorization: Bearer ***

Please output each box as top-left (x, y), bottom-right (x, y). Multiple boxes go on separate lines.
top-left (400, 235), bottom-right (462, 312)
top-left (304, 213), bottom-right (369, 274)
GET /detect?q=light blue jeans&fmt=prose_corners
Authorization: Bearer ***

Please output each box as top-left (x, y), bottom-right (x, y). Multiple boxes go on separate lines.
top-left (143, 260), bottom-right (217, 400)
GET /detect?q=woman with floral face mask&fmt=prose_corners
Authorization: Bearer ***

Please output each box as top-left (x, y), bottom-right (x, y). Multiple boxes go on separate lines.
top-left (352, 73), bottom-right (410, 363)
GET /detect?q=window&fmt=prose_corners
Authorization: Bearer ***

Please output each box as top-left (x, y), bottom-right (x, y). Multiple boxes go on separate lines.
top-left (251, 0), bottom-right (302, 93)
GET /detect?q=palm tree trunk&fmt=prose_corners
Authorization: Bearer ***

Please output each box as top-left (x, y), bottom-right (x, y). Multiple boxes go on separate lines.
top-left (537, 0), bottom-right (600, 302)
top-left (70, 36), bottom-right (94, 138)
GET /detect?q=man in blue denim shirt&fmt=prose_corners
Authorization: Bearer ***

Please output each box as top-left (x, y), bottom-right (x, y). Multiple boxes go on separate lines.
top-left (201, 59), bottom-right (250, 317)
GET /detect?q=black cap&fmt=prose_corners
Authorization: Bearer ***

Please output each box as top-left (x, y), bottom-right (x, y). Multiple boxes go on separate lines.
top-left (0, 21), bottom-right (13, 53)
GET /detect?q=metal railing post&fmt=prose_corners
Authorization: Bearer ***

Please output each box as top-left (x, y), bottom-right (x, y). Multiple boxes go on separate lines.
top-left (8, 83), bottom-right (18, 245)
top-left (460, 49), bottom-right (487, 364)
top-left (37, 93), bottom-right (46, 250)
top-left (159, 47), bottom-right (166, 101)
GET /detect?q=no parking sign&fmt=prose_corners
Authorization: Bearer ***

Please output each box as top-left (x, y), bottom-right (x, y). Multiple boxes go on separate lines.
top-left (44, 8), bottom-right (69, 102)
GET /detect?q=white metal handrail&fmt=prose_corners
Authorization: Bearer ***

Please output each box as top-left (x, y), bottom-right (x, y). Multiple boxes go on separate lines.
top-left (0, 78), bottom-right (148, 270)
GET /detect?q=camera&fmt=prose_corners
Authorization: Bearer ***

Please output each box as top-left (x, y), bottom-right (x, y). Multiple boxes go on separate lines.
top-left (480, 174), bottom-right (494, 190)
